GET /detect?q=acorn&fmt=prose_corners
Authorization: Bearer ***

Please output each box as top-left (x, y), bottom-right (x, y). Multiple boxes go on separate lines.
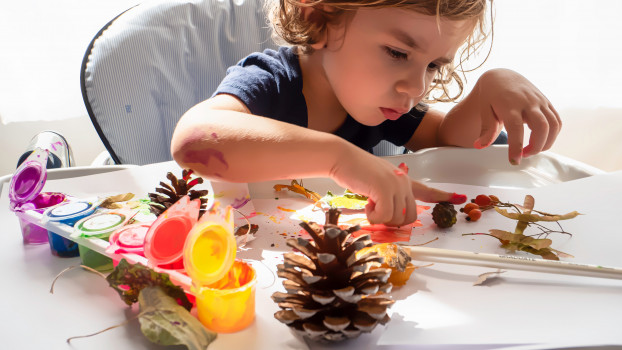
top-left (432, 202), bottom-right (457, 228)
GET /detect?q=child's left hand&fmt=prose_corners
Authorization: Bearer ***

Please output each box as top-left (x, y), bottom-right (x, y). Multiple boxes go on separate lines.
top-left (471, 68), bottom-right (562, 164)
top-left (440, 68), bottom-right (562, 165)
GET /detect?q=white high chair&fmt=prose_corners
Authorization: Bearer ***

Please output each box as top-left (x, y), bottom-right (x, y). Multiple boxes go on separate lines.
top-left (80, 0), bottom-right (410, 166)
top-left (81, 0), bottom-right (277, 165)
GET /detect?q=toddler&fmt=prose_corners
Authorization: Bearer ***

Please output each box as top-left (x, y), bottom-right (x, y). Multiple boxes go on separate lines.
top-left (171, 0), bottom-right (561, 226)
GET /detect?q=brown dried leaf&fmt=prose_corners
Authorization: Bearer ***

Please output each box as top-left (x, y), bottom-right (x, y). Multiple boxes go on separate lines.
top-left (473, 269), bottom-right (506, 286)
top-left (99, 193), bottom-right (135, 209)
top-left (494, 207), bottom-right (581, 222)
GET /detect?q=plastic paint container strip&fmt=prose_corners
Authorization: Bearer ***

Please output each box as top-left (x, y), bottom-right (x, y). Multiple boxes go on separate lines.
top-left (42, 200), bottom-right (98, 257)
top-left (72, 211), bottom-right (132, 271)
top-left (8, 147), bottom-right (67, 244)
top-left (107, 223), bottom-right (151, 267)
top-left (183, 206), bottom-right (256, 333)
top-left (43, 200), bottom-right (97, 226)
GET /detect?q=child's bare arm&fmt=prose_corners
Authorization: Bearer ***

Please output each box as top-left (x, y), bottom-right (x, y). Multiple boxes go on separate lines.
top-left (171, 94), bottom-right (347, 182)
top-left (171, 94), bottom-right (463, 226)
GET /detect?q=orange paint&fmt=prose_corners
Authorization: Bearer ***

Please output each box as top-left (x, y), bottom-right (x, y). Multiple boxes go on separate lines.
top-left (276, 206), bottom-right (297, 212)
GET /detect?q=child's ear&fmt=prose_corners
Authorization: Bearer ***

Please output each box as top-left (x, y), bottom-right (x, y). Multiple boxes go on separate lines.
top-left (301, 3), bottom-right (330, 50)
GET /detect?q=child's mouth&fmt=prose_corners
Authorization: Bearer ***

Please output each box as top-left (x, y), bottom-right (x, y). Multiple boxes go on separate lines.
top-left (380, 107), bottom-right (405, 121)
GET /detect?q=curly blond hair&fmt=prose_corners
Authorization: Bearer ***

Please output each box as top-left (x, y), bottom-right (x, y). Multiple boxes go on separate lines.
top-left (267, 0), bottom-right (494, 103)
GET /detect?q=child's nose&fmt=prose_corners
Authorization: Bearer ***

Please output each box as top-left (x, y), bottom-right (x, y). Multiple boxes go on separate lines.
top-left (395, 69), bottom-right (427, 100)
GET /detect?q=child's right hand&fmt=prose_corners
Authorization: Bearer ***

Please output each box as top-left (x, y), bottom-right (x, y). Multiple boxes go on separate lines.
top-left (329, 148), bottom-right (466, 226)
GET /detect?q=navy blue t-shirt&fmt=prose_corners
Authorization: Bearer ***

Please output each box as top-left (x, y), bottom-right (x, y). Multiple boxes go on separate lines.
top-left (213, 46), bottom-right (425, 152)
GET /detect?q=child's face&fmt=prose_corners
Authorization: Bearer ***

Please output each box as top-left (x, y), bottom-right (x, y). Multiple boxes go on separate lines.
top-left (318, 8), bottom-right (474, 126)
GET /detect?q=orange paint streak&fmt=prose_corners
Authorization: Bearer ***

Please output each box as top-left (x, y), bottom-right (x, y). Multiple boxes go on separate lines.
top-left (276, 206), bottom-right (297, 212)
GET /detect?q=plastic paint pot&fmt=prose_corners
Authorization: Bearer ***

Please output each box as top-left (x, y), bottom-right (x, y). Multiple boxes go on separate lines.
top-left (183, 206), bottom-right (256, 333)
top-left (8, 148), bottom-right (67, 244)
top-left (43, 200), bottom-right (98, 257)
top-left (107, 223), bottom-right (151, 266)
top-left (144, 196), bottom-right (201, 270)
top-left (73, 211), bottom-right (131, 271)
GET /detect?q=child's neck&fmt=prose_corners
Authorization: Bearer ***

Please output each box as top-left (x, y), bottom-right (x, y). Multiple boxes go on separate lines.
top-left (298, 50), bottom-right (348, 133)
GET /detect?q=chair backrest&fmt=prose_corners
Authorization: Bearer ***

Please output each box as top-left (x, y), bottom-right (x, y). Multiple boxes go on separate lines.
top-left (81, 0), bottom-right (276, 165)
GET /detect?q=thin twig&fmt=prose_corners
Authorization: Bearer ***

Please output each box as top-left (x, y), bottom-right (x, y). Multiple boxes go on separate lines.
top-left (67, 313), bottom-right (141, 343)
top-left (50, 265), bottom-right (107, 294)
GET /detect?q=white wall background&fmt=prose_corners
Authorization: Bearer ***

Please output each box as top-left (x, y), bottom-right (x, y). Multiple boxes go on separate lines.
top-left (1, 0), bottom-right (621, 177)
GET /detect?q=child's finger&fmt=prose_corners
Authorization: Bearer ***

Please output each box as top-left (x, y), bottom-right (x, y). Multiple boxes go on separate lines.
top-left (365, 198), bottom-right (391, 225)
top-left (522, 108), bottom-right (549, 158)
top-left (411, 181), bottom-right (467, 205)
top-left (541, 104), bottom-right (562, 151)
top-left (497, 109), bottom-right (524, 165)
top-left (474, 104), bottom-right (502, 149)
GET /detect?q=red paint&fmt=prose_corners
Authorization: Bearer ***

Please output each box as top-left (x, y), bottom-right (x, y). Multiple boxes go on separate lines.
top-left (398, 162), bottom-right (409, 174)
top-left (211, 132), bottom-right (218, 139)
top-left (394, 169), bottom-right (405, 176)
top-left (449, 193), bottom-right (467, 204)
top-left (402, 207), bottom-right (406, 215)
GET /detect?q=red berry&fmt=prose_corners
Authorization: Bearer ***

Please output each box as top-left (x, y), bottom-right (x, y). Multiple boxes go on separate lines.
top-left (462, 203), bottom-right (480, 214)
top-left (467, 209), bottom-right (482, 222)
top-left (474, 195), bottom-right (492, 207)
top-left (489, 195), bottom-right (500, 203)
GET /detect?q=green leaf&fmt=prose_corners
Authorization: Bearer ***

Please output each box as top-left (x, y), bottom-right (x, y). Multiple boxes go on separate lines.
top-left (106, 259), bottom-right (192, 311)
top-left (138, 286), bottom-right (217, 349)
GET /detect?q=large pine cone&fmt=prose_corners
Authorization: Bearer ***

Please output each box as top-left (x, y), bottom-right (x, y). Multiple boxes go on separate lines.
top-left (148, 169), bottom-right (208, 218)
top-left (272, 208), bottom-right (394, 342)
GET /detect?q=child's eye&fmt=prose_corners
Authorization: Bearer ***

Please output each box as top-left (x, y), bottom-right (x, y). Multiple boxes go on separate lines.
top-left (427, 62), bottom-right (440, 72)
top-left (384, 46), bottom-right (408, 61)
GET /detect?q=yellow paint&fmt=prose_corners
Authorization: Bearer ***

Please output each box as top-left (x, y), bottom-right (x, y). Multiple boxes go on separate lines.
top-left (184, 205), bottom-right (256, 333)
top-left (194, 260), bottom-right (256, 333)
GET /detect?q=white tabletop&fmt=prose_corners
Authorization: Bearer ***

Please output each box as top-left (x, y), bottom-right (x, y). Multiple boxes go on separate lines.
top-left (2, 147), bottom-right (621, 350)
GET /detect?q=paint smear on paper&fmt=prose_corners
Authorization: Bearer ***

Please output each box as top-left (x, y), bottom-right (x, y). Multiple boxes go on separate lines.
top-left (277, 206), bottom-right (297, 212)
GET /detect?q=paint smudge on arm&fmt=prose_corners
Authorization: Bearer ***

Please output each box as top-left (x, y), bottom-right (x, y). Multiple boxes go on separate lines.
top-left (182, 148), bottom-right (229, 178)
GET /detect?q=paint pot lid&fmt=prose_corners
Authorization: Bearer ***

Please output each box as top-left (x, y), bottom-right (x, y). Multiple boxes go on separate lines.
top-left (8, 148), bottom-right (48, 206)
top-left (73, 212), bottom-right (129, 238)
top-left (43, 201), bottom-right (96, 222)
top-left (183, 213), bottom-right (237, 286)
top-left (144, 214), bottom-right (195, 265)
top-left (108, 223), bottom-right (150, 255)
top-left (143, 196), bottom-right (201, 265)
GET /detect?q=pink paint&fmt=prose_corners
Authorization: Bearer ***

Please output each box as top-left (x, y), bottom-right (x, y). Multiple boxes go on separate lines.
top-left (449, 193), bottom-right (467, 205)
top-left (394, 169), bottom-right (405, 176)
top-left (211, 132), bottom-right (218, 139)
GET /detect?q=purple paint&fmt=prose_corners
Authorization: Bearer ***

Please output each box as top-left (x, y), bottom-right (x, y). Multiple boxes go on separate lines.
top-left (232, 196), bottom-right (250, 209)
top-left (183, 149), bottom-right (229, 173)
top-left (211, 133), bottom-right (218, 139)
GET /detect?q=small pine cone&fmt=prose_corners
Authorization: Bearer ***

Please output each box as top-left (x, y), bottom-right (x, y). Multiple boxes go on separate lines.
top-left (148, 169), bottom-right (209, 218)
top-left (432, 202), bottom-right (457, 228)
top-left (272, 208), bottom-right (395, 342)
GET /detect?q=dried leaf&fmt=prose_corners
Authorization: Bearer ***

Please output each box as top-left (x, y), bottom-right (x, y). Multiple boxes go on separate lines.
top-left (235, 224), bottom-right (259, 237)
top-left (495, 207), bottom-right (581, 222)
top-left (473, 269), bottom-right (506, 286)
top-left (138, 287), bottom-right (217, 350)
top-left (106, 259), bottom-right (192, 310)
top-left (273, 180), bottom-right (322, 202)
top-left (320, 190), bottom-right (368, 210)
top-left (99, 193), bottom-right (135, 209)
